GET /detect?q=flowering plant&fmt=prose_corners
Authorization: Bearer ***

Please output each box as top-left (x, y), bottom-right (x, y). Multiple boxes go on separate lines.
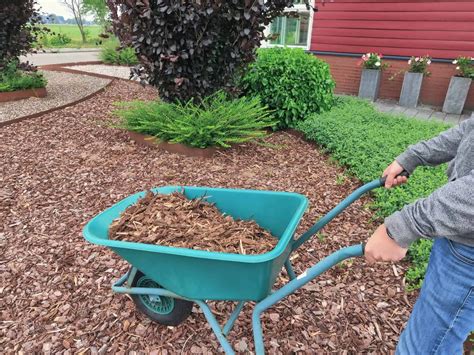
top-left (359, 52), bottom-right (387, 70)
top-left (452, 56), bottom-right (474, 79)
top-left (407, 55), bottom-right (431, 76)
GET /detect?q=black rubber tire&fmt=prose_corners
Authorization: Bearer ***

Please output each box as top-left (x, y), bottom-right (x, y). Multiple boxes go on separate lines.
top-left (130, 270), bottom-right (193, 326)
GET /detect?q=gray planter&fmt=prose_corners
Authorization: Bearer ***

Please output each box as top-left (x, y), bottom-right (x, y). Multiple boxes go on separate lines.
top-left (358, 69), bottom-right (382, 101)
top-left (399, 72), bottom-right (424, 108)
top-left (442, 76), bottom-right (472, 115)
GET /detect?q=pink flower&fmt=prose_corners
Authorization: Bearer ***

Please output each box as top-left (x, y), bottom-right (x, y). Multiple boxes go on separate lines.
top-left (415, 57), bottom-right (420, 62)
top-left (408, 59), bottom-right (412, 65)
top-left (427, 60), bottom-right (431, 65)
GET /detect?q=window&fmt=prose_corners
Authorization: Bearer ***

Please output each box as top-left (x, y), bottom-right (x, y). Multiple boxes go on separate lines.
top-left (264, 1), bottom-right (312, 48)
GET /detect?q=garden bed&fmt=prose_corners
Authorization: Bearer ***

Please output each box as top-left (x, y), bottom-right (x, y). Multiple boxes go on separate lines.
top-left (0, 71), bottom-right (111, 124)
top-left (1, 80), bottom-right (416, 353)
top-left (0, 87), bottom-right (47, 102)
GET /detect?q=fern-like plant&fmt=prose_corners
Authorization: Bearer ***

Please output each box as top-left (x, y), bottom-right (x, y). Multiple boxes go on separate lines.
top-left (114, 91), bottom-right (277, 148)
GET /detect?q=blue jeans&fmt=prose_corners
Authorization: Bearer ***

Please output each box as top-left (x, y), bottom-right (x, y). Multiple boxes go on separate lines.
top-left (396, 238), bottom-right (474, 355)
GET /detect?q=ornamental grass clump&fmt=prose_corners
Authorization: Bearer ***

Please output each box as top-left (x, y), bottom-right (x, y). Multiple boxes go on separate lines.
top-left (114, 91), bottom-right (277, 149)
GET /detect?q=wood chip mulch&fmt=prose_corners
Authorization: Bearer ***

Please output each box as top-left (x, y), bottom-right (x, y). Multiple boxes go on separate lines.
top-left (108, 191), bottom-right (277, 255)
top-left (0, 80), bottom-right (417, 354)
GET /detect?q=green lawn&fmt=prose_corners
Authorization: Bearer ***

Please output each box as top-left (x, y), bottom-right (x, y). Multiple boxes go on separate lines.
top-left (39, 24), bottom-right (117, 48)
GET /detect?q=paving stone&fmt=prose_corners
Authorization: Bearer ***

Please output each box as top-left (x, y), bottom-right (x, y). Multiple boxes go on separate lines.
top-left (414, 109), bottom-right (434, 120)
top-left (403, 108), bottom-right (419, 118)
top-left (430, 111), bottom-right (447, 121)
top-left (390, 105), bottom-right (408, 114)
top-left (445, 114), bottom-right (461, 125)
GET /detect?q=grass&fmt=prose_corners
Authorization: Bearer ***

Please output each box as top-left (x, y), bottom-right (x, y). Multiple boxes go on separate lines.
top-left (39, 25), bottom-right (117, 49)
top-left (296, 96), bottom-right (452, 290)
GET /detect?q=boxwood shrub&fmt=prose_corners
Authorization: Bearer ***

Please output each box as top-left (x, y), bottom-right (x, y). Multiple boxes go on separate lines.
top-left (297, 96), bottom-right (452, 289)
top-left (240, 48), bottom-right (335, 129)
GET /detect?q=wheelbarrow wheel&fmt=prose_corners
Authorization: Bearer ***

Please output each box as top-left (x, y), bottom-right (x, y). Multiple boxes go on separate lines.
top-left (130, 270), bottom-right (193, 326)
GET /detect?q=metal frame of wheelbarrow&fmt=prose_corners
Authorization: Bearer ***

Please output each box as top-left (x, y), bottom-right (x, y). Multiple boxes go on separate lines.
top-left (111, 174), bottom-right (402, 354)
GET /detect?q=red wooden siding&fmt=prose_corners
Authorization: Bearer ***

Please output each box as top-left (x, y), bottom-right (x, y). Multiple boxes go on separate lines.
top-left (311, 1), bottom-right (474, 59)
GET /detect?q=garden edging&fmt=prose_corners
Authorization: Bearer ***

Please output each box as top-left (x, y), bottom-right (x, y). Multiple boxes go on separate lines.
top-left (0, 87), bottom-right (47, 102)
top-left (128, 131), bottom-right (221, 158)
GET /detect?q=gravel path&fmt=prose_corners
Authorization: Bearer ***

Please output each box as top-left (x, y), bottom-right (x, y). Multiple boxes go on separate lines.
top-left (64, 64), bottom-right (132, 80)
top-left (1, 81), bottom-right (415, 353)
top-left (0, 71), bottom-right (111, 123)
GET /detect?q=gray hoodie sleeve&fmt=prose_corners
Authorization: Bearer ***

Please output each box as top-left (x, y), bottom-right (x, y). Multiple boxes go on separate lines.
top-left (395, 121), bottom-right (467, 173)
top-left (385, 169), bottom-right (474, 248)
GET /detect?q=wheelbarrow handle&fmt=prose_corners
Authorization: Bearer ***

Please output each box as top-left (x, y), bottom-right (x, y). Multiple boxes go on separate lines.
top-left (292, 171), bottom-right (409, 252)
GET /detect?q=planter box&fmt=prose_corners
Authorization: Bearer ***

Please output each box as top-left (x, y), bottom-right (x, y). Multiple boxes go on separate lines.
top-left (399, 72), bottom-right (423, 108)
top-left (0, 87), bottom-right (47, 102)
top-left (128, 131), bottom-right (219, 158)
top-left (442, 76), bottom-right (472, 115)
top-left (358, 69), bottom-right (382, 101)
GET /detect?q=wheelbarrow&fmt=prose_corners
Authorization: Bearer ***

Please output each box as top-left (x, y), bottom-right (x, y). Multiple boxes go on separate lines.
top-left (83, 174), bottom-right (403, 354)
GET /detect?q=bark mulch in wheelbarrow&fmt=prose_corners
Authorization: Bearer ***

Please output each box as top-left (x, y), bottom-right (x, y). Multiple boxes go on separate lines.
top-left (1, 80), bottom-right (418, 354)
top-left (109, 191), bottom-right (277, 254)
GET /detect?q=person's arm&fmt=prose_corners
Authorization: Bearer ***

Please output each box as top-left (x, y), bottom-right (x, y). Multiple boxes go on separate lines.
top-left (395, 120), bottom-right (468, 173)
top-left (385, 169), bottom-right (474, 248)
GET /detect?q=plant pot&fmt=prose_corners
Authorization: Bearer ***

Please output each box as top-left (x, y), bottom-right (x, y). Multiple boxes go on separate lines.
top-left (358, 69), bottom-right (382, 101)
top-left (399, 72), bottom-right (424, 108)
top-left (442, 76), bottom-right (472, 115)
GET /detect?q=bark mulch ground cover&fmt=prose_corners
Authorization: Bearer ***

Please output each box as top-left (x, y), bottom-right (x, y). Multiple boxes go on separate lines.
top-left (109, 191), bottom-right (277, 255)
top-left (0, 80), bottom-right (416, 354)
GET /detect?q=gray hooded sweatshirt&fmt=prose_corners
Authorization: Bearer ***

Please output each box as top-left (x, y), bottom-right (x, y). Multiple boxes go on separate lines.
top-left (385, 118), bottom-right (474, 248)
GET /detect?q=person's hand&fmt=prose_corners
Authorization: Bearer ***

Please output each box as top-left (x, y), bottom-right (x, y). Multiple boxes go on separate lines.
top-left (383, 161), bottom-right (408, 188)
top-left (365, 224), bottom-right (408, 264)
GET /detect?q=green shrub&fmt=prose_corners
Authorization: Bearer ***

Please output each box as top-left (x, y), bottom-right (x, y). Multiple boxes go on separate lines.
top-left (297, 96), bottom-right (451, 289)
top-left (0, 61), bottom-right (47, 92)
top-left (114, 91), bottom-right (276, 148)
top-left (49, 33), bottom-right (72, 46)
top-left (100, 44), bottom-right (138, 66)
top-left (240, 48), bottom-right (335, 129)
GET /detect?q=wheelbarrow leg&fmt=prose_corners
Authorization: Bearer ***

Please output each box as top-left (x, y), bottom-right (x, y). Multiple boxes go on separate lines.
top-left (252, 245), bottom-right (364, 355)
top-left (195, 300), bottom-right (237, 355)
top-left (284, 259), bottom-right (297, 280)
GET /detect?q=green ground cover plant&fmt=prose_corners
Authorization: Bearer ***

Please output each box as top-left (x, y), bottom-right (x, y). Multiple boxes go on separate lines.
top-left (114, 91), bottom-right (276, 149)
top-left (297, 96), bottom-right (451, 289)
top-left (100, 43), bottom-right (138, 66)
top-left (0, 61), bottom-right (47, 92)
top-left (240, 48), bottom-right (335, 129)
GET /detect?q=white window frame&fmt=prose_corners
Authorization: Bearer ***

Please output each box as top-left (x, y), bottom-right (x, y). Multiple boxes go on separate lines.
top-left (262, 3), bottom-right (314, 50)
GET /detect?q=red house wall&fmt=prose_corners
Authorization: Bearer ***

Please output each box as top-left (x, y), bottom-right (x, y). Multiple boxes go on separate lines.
top-left (310, 0), bottom-right (474, 109)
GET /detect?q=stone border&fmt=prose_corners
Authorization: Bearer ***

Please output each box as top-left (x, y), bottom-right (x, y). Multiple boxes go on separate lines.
top-left (0, 87), bottom-right (47, 103)
top-left (128, 131), bottom-right (220, 158)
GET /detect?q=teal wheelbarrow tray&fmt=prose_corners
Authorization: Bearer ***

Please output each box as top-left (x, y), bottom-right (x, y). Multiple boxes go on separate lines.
top-left (83, 175), bottom-right (402, 354)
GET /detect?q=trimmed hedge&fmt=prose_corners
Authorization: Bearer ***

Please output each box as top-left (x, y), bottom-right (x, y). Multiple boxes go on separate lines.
top-left (240, 48), bottom-right (335, 129)
top-left (297, 97), bottom-right (451, 289)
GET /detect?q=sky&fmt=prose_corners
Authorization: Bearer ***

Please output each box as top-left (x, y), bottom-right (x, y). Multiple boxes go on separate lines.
top-left (37, 0), bottom-right (75, 18)
top-left (37, 0), bottom-right (94, 20)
